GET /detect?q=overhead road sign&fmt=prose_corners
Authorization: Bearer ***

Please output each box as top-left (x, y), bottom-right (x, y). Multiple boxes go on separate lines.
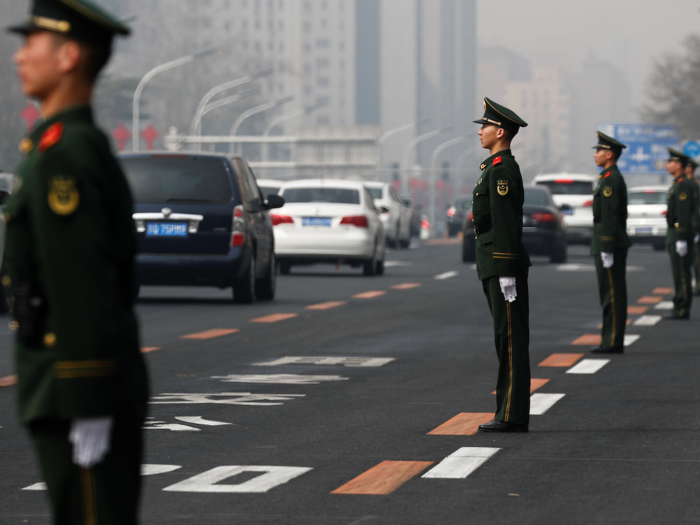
top-left (597, 123), bottom-right (679, 175)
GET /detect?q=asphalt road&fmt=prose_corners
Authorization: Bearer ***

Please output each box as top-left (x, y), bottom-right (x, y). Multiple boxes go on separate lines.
top-left (1, 240), bottom-right (699, 524)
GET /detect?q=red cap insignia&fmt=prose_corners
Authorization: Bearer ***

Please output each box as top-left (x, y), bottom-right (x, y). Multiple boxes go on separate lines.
top-left (493, 156), bottom-right (502, 166)
top-left (38, 123), bottom-right (64, 153)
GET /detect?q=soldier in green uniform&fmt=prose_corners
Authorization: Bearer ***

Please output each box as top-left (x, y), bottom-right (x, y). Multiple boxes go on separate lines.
top-left (6, 1), bottom-right (148, 523)
top-left (684, 158), bottom-right (700, 295)
top-left (471, 98), bottom-right (531, 433)
top-left (664, 148), bottom-right (696, 319)
top-left (589, 132), bottom-right (631, 354)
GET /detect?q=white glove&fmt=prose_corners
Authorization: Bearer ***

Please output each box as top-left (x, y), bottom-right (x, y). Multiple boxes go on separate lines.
top-left (601, 252), bottom-right (614, 269)
top-left (69, 417), bottom-right (114, 468)
top-left (676, 240), bottom-right (688, 258)
top-left (499, 276), bottom-right (517, 303)
top-left (694, 233), bottom-right (700, 244)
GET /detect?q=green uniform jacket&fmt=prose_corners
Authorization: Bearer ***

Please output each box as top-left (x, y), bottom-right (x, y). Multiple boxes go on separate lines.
top-left (666, 175), bottom-right (697, 245)
top-left (590, 165), bottom-right (631, 256)
top-left (690, 175), bottom-right (700, 236)
top-left (473, 149), bottom-right (531, 281)
top-left (4, 106), bottom-right (148, 425)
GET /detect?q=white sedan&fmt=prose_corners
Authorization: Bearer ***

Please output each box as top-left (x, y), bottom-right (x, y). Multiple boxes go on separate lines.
top-left (627, 185), bottom-right (669, 251)
top-left (364, 182), bottom-right (412, 248)
top-left (272, 180), bottom-right (387, 276)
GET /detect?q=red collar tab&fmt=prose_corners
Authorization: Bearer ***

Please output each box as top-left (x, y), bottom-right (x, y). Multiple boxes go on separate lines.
top-left (38, 123), bottom-right (64, 153)
top-left (493, 156), bottom-right (502, 166)
top-left (678, 177), bottom-right (684, 183)
top-left (604, 172), bottom-right (611, 178)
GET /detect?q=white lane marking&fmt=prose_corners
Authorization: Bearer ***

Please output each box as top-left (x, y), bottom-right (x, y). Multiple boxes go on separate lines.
top-left (557, 264), bottom-right (644, 272)
top-left (163, 466), bottom-right (313, 493)
top-left (175, 416), bottom-right (232, 426)
top-left (144, 421), bottom-right (200, 431)
top-left (566, 359), bottom-right (610, 374)
top-left (23, 465), bottom-right (182, 490)
top-left (422, 447), bottom-right (500, 479)
top-left (530, 393), bottom-right (566, 415)
top-left (624, 335), bottom-right (640, 346)
top-left (634, 315), bottom-right (662, 326)
top-left (384, 261), bottom-right (413, 267)
top-left (212, 374), bottom-right (348, 385)
top-left (435, 271), bottom-right (459, 280)
top-left (150, 393), bottom-right (305, 406)
top-left (254, 357), bottom-right (395, 368)
top-left (654, 301), bottom-right (674, 310)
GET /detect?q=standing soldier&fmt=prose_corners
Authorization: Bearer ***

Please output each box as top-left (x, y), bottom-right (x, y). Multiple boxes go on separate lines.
top-left (472, 98), bottom-right (531, 433)
top-left (6, 1), bottom-right (148, 523)
top-left (590, 132), bottom-right (630, 354)
top-left (684, 158), bottom-right (700, 296)
top-left (664, 148), bottom-right (696, 319)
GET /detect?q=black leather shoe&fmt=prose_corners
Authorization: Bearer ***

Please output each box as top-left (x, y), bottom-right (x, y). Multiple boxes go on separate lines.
top-left (478, 420), bottom-right (528, 433)
top-left (664, 314), bottom-right (689, 320)
top-left (590, 345), bottom-right (624, 354)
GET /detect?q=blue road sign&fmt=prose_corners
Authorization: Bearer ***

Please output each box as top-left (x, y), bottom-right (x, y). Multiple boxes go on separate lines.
top-left (684, 141), bottom-right (700, 159)
top-left (597, 123), bottom-right (680, 175)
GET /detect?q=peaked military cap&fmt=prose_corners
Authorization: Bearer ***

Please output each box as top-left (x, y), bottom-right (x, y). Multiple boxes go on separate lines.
top-left (473, 97), bottom-right (528, 135)
top-left (593, 131), bottom-right (627, 151)
top-left (668, 147), bottom-right (690, 166)
top-left (688, 157), bottom-right (699, 169)
top-left (8, 0), bottom-right (130, 46)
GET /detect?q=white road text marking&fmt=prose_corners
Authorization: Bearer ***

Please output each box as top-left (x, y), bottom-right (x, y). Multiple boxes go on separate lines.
top-left (23, 465), bottom-right (182, 491)
top-left (150, 393), bottom-right (305, 406)
top-left (213, 374), bottom-right (348, 385)
top-left (435, 271), bottom-right (459, 280)
top-left (254, 357), bottom-right (394, 368)
top-left (175, 416), bottom-right (232, 426)
top-left (422, 447), bottom-right (500, 479)
top-left (163, 466), bottom-right (312, 493)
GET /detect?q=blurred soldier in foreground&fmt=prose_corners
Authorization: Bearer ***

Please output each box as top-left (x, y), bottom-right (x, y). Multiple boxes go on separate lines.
top-left (590, 132), bottom-right (630, 354)
top-left (664, 148), bottom-right (696, 319)
top-left (472, 98), bottom-right (531, 433)
top-left (6, 1), bottom-right (148, 523)
top-left (685, 158), bottom-right (700, 295)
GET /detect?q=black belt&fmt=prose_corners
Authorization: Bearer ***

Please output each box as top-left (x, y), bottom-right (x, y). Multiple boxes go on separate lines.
top-left (474, 224), bottom-right (493, 238)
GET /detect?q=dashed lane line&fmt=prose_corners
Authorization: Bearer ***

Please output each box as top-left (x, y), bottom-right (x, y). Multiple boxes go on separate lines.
top-left (331, 461), bottom-right (434, 495)
top-left (428, 413), bottom-right (494, 436)
top-left (422, 447), bottom-right (500, 479)
top-left (353, 291), bottom-right (387, 299)
top-left (571, 335), bottom-right (640, 347)
top-left (250, 314), bottom-right (298, 323)
top-left (638, 296), bottom-right (663, 304)
top-left (654, 301), bottom-right (674, 310)
top-left (306, 301), bottom-right (347, 310)
top-left (391, 283), bottom-right (422, 290)
top-left (539, 353), bottom-right (584, 367)
top-left (566, 359), bottom-right (610, 374)
top-left (530, 393), bottom-right (566, 415)
top-left (492, 378), bottom-right (550, 395)
top-left (434, 271), bottom-right (459, 280)
top-left (141, 347), bottom-right (161, 353)
top-left (181, 329), bottom-right (240, 340)
top-left (653, 287), bottom-right (674, 295)
top-left (634, 315), bottom-right (663, 326)
top-left (384, 261), bottom-right (413, 267)
top-left (628, 306), bottom-right (650, 315)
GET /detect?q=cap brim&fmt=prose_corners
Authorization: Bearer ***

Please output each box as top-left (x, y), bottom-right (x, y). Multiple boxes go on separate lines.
top-left (7, 22), bottom-right (37, 35)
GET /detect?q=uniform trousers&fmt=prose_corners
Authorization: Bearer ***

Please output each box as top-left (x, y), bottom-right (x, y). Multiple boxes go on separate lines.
top-left (692, 239), bottom-right (700, 293)
top-left (594, 248), bottom-right (628, 349)
top-left (482, 268), bottom-right (530, 426)
top-left (29, 406), bottom-right (145, 525)
top-left (668, 244), bottom-right (693, 318)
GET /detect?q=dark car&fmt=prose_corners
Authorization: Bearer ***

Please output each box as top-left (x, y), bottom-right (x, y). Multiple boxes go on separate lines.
top-left (461, 185), bottom-right (567, 264)
top-left (403, 198), bottom-right (423, 238)
top-left (446, 198), bottom-right (472, 237)
top-left (119, 152), bottom-right (284, 303)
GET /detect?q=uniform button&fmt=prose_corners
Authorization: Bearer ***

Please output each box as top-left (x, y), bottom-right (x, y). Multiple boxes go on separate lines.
top-left (1, 276), bottom-right (10, 287)
top-left (44, 333), bottom-right (57, 348)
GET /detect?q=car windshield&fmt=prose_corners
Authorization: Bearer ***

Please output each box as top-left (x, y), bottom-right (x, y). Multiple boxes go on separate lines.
top-left (283, 187), bottom-right (361, 204)
top-left (456, 199), bottom-right (471, 210)
top-left (524, 188), bottom-right (552, 206)
top-left (367, 187), bottom-right (383, 199)
top-left (629, 191), bottom-right (667, 205)
top-left (537, 180), bottom-right (593, 195)
top-left (258, 186), bottom-right (280, 199)
top-left (122, 157), bottom-right (233, 204)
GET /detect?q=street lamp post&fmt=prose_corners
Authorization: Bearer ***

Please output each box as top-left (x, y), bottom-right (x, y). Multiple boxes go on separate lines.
top-left (132, 47), bottom-right (215, 151)
top-left (401, 126), bottom-right (451, 189)
top-left (228, 96), bottom-right (294, 154)
top-left (429, 137), bottom-right (465, 227)
top-left (262, 102), bottom-right (326, 161)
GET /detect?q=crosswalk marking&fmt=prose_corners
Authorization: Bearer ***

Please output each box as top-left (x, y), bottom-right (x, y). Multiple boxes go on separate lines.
top-left (624, 335), bottom-right (640, 346)
top-left (652, 287), bottom-right (674, 295)
top-left (566, 359), bottom-right (610, 374)
top-left (254, 356), bottom-right (395, 367)
top-left (212, 374), bottom-right (348, 384)
top-left (571, 334), bottom-right (603, 346)
top-left (422, 448), bottom-right (500, 479)
top-left (353, 291), bottom-right (387, 299)
top-left (428, 413), bottom-right (494, 436)
top-left (654, 301), bottom-right (674, 310)
top-left (539, 353), bottom-right (584, 367)
top-left (633, 315), bottom-right (662, 326)
top-left (306, 302), bottom-right (347, 310)
top-left (164, 466), bottom-right (313, 494)
top-left (331, 461), bottom-right (433, 495)
top-left (638, 296), bottom-right (663, 305)
top-left (628, 306), bottom-right (649, 315)
top-left (530, 393), bottom-right (565, 415)
top-left (250, 313), bottom-right (298, 323)
top-left (181, 329), bottom-right (239, 340)
top-left (434, 271), bottom-right (459, 280)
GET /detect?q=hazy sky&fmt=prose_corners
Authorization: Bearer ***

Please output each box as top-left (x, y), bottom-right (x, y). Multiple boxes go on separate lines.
top-left (478, 0), bottom-right (700, 120)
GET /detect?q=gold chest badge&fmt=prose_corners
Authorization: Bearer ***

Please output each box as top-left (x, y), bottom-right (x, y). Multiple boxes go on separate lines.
top-left (603, 186), bottom-right (613, 197)
top-left (48, 176), bottom-right (80, 216)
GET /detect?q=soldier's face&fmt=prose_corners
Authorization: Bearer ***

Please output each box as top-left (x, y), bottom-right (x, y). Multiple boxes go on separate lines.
top-left (685, 165), bottom-right (695, 178)
top-left (13, 32), bottom-right (69, 100)
top-left (667, 160), bottom-right (683, 176)
top-left (478, 124), bottom-right (499, 149)
top-left (593, 148), bottom-right (612, 167)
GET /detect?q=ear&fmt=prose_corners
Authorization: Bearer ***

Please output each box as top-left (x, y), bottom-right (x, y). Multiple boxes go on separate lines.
top-left (55, 40), bottom-right (82, 74)
top-left (496, 127), bottom-right (506, 140)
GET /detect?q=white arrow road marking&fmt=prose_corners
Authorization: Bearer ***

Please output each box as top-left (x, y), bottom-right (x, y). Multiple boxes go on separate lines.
top-left (530, 393), bottom-right (566, 415)
top-left (163, 466), bottom-right (313, 493)
top-left (23, 465), bottom-right (182, 491)
top-left (175, 417), bottom-right (232, 426)
top-left (254, 357), bottom-right (395, 368)
top-left (434, 271), bottom-right (459, 280)
top-left (654, 301), bottom-right (674, 310)
top-left (567, 359), bottom-right (610, 374)
top-left (633, 315), bottom-right (662, 326)
top-left (144, 421), bottom-right (200, 431)
top-left (150, 393), bottom-right (305, 406)
top-left (422, 447), bottom-right (500, 479)
top-left (624, 335), bottom-right (640, 346)
top-left (212, 374), bottom-right (349, 385)
top-left (384, 261), bottom-right (413, 267)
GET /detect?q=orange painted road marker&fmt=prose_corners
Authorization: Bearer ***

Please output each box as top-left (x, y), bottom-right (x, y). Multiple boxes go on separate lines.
top-left (653, 287), bottom-right (674, 295)
top-left (141, 347), bottom-right (161, 354)
top-left (571, 335), bottom-right (602, 346)
top-left (628, 306), bottom-right (649, 315)
top-left (181, 329), bottom-right (240, 340)
top-left (428, 413), bottom-right (494, 436)
top-left (539, 353), bottom-right (585, 367)
top-left (0, 375), bottom-right (17, 387)
top-left (353, 291), bottom-right (387, 299)
top-left (306, 302), bottom-right (347, 310)
top-left (331, 461), bottom-right (433, 495)
top-left (638, 296), bottom-right (662, 304)
top-left (251, 313), bottom-right (298, 323)
top-left (493, 378), bottom-right (550, 395)
top-left (391, 283), bottom-right (422, 290)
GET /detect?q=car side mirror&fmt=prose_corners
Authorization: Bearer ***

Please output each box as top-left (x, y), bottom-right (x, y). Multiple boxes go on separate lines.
top-left (265, 194), bottom-right (285, 210)
top-left (403, 198), bottom-right (413, 206)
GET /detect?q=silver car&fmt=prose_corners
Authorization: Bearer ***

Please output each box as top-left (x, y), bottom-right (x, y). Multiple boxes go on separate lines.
top-left (626, 185), bottom-right (669, 251)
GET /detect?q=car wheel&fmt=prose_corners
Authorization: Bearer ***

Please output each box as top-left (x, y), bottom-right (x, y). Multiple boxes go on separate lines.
top-left (280, 262), bottom-right (291, 275)
top-left (255, 251), bottom-right (277, 301)
top-left (462, 237), bottom-right (476, 263)
top-left (233, 254), bottom-right (256, 304)
top-left (653, 243), bottom-right (666, 252)
top-left (363, 244), bottom-right (378, 276)
top-left (550, 241), bottom-right (568, 264)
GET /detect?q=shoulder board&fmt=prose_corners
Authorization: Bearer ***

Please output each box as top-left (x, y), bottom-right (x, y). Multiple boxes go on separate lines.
top-left (38, 123), bottom-right (65, 153)
top-left (493, 156), bottom-right (502, 166)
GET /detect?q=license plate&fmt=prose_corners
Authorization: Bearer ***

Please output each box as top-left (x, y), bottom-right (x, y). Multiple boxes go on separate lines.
top-left (562, 209), bottom-right (573, 216)
top-left (302, 217), bottom-right (332, 227)
top-left (635, 227), bottom-right (652, 234)
top-left (146, 222), bottom-right (188, 237)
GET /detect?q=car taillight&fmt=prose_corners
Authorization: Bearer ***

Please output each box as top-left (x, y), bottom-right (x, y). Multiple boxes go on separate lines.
top-left (662, 210), bottom-right (667, 216)
top-left (555, 179), bottom-right (574, 184)
top-left (340, 215), bottom-right (369, 228)
top-left (582, 200), bottom-right (593, 207)
top-left (468, 212), bottom-right (473, 222)
top-left (447, 208), bottom-right (456, 217)
top-left (271, 214), bottom-right (294, 226)
top-left (532, 212), bottom-right (556, 222)
top-left (231, 232), bottom-right (245, 246)
top-left (231, 204), bottom-right (246, 247)
top-left (234, 206), bottom-right (244, 218)
top-left (421, 220), bottom-right (430, 229)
